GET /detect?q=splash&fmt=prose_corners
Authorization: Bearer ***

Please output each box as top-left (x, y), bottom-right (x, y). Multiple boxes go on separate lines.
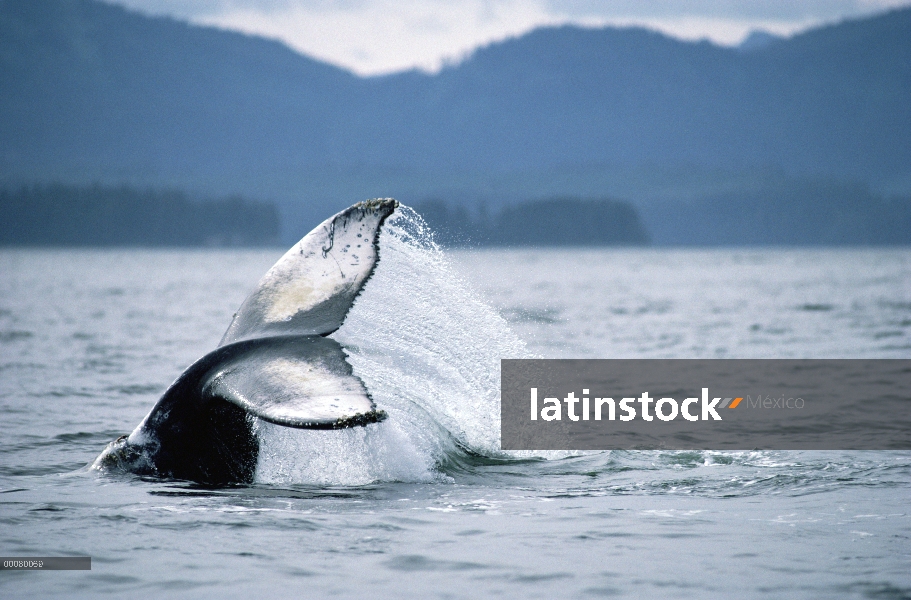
top-left (254, 206), bottom-right (532, 485)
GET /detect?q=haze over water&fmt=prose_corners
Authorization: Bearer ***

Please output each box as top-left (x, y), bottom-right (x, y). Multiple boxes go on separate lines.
top-left (0, 214), bottom-right (909, 597)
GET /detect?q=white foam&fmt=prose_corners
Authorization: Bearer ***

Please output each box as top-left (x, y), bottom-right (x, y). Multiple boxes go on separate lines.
top-left (252, 411), bottom-right (442, 485)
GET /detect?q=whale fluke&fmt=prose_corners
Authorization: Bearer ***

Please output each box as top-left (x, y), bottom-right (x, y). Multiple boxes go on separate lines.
top-left (94, 199), bottom-right (398, 484)
top-left (221, 198), bottom-right (398, 345)
top-left (204, 335), bottom-right (379, 429)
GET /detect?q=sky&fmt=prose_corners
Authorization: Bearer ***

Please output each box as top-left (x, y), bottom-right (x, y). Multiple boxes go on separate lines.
top-left (110, 0), bottom-right (911, 75)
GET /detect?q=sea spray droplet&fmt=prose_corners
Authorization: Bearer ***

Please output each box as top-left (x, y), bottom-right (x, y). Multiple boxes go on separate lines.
top-left (254, 206), bottom-right (534, 484)
top-left (340, 207), bottom-right (533, 452)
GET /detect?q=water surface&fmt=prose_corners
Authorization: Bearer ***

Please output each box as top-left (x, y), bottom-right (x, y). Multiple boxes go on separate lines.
top-left (1, 235), bottom-right (909, 598)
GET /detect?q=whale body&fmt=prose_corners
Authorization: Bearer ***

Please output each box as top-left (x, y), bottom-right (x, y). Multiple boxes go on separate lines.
top-left (94, 199), bottom-right (398, 484)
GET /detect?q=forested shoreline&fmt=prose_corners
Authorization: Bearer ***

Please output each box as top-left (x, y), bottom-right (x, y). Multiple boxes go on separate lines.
top-left (413, 198), bottom-right (651, 247)
top-left (0, 184), bottom-right (280, 247)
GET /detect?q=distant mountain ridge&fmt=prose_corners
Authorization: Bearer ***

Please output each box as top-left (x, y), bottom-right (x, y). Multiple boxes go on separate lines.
top-left (1, 0), bottom-right (909, 236)
top-left (737, 30), bottom-right (783, 52)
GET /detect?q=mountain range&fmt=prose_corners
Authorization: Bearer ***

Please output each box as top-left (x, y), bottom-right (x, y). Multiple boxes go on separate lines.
top-left (1, 0), bottom-right (909, 241)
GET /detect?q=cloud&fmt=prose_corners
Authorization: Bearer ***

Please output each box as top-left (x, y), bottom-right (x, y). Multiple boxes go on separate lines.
top-left (189, 0), bottom-right (564, 75)
top-left (111, 0), bottom-right (911, 74)
top-left (543, 0), bottom-right (910, 21)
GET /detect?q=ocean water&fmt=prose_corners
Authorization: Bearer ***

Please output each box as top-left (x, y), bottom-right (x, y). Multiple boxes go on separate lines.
top-left (1, 212), bottom-right (910, 598)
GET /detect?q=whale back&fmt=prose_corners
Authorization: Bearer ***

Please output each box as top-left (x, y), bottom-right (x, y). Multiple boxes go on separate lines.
top-left (220, 198), bottom-right (398, 345)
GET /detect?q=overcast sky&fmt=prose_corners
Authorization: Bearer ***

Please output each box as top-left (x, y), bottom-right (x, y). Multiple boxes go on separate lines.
top-left (109, 0), bottom-right (911, 75)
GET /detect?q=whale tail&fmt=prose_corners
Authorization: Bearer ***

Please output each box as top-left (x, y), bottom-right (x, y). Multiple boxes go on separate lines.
top-left (221, 198), bottom-right (398, 345)
top-left (95, 200), bottom-right (398, 484)
top-left (211, 198), bottom-right (396, 428)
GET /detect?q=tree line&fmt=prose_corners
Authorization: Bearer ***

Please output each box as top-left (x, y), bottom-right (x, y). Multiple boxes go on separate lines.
top-left (412, 198), bottom-right (651, 247)
top-left (0, 183), bottom-right (280, 246)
